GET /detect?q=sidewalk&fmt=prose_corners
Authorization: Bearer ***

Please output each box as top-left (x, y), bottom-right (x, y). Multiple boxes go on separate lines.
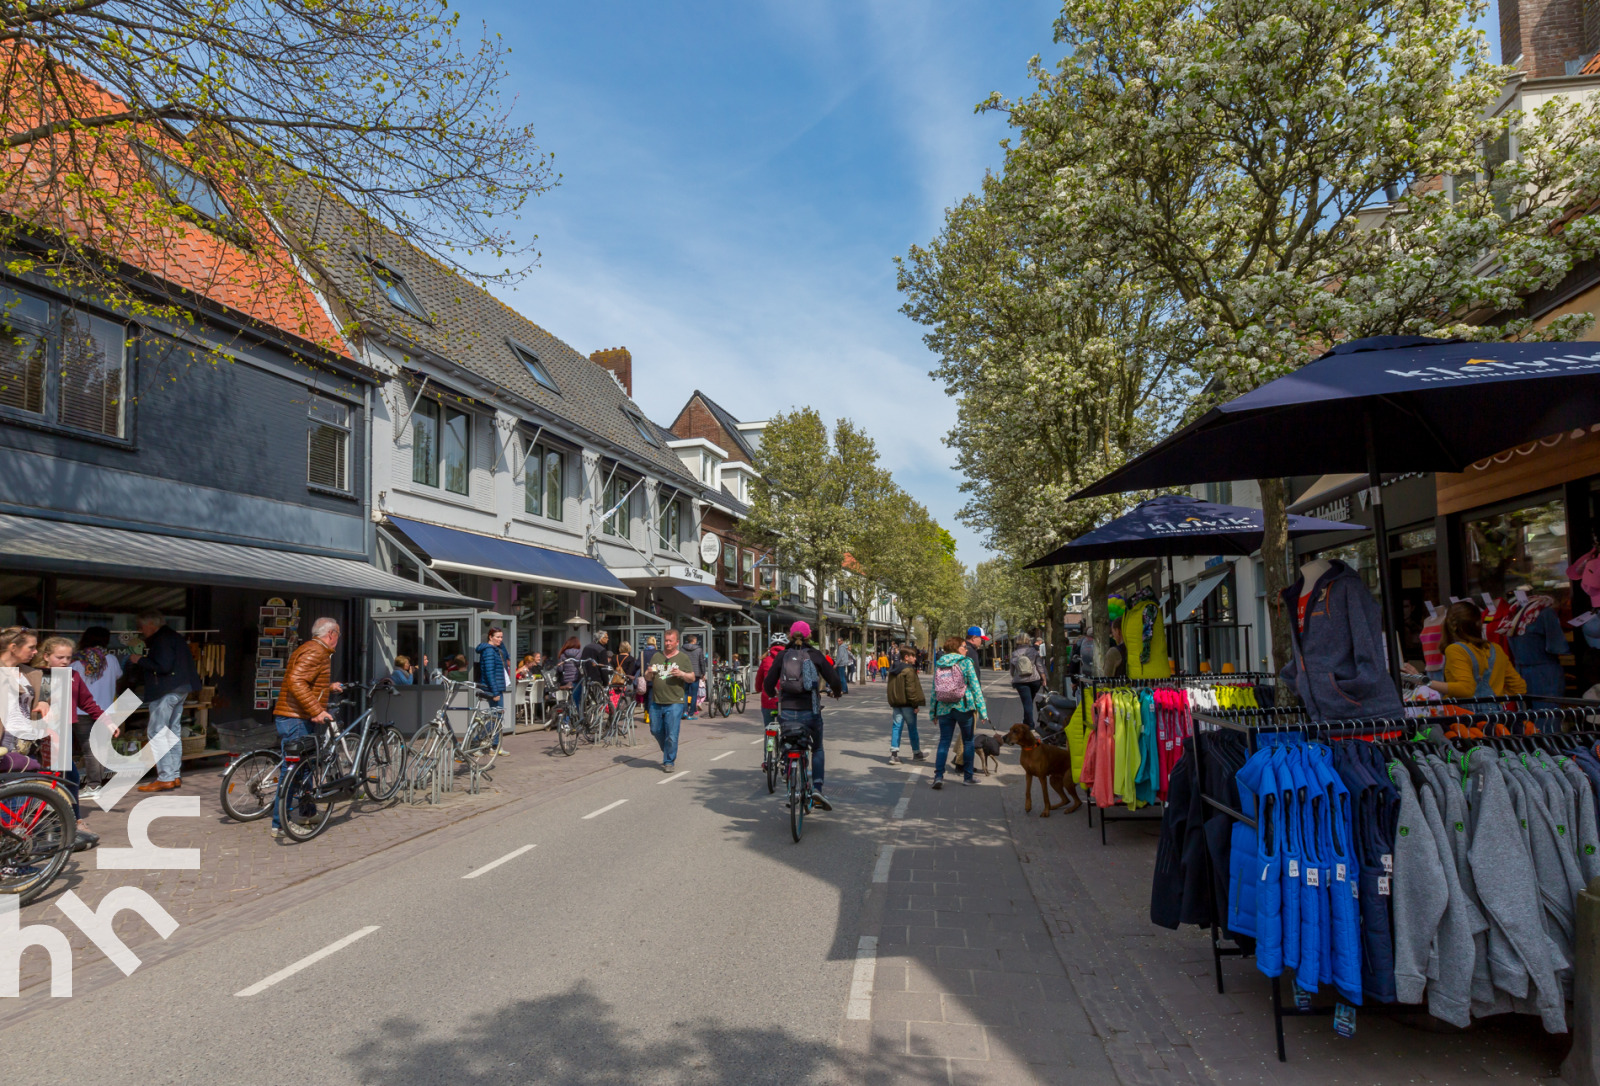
top-left (8, 708), bottom-right (753, 1006)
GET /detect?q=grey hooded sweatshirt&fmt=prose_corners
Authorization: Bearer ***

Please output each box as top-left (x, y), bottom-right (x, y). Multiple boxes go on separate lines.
top-left (1560, 758), bottom-right (1600, 884)
top-left (1467, 749), bottom-right (1566, 1033)
top-left (1423, 753), bottom-right (1499, 1013)
top-left (1389, 768), bottom-right (1448, 1007)
top-left (1415, 774), bottom-right (1486, 1027)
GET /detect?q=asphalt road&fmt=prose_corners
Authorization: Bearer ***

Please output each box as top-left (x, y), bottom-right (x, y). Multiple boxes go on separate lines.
top-left (4, 678), bottom-right (1036, 1086)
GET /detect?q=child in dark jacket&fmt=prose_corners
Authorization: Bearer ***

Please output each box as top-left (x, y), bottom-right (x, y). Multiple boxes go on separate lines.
top-left (885, 649), bottom-right (926, 766)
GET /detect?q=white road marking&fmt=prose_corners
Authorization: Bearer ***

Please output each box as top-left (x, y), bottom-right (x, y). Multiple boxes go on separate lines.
top-left (892, 797), bottom-right (911, 820)
top-left (235, 926), bottom-right (380, 997)
top-left (750, 738), bottom-right (763, 744)
top-left (461, 844), bottom-right (536, 880)
top-left (582, 799), bottom-right (628, 820)
top-left (845, 935), bottom-right (878, 1019)
top-left (872, 845), bottom-right (895, 884)
top-left (657, 771), bottom-right (688, 785)
top-left (710, 751), bottom-right (734, 762)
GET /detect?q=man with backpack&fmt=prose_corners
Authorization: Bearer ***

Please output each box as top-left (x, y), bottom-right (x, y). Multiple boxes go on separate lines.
top-left (1010, 629), bottom-right (1044, 731)
top-left (931, 634), bottom-right (988, 789)
top-left (885, 646), bottom-right (926, 765)
top-left (762, 621), bottom-right (843, 809)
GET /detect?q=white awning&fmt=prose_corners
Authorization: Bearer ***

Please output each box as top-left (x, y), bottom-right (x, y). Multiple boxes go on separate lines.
top-left (1173, 570), bottom-right (1230, 623)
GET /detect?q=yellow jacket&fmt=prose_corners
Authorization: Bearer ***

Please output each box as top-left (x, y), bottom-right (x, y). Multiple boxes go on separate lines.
top-left (1439, 641), bottom-right (1526, 698)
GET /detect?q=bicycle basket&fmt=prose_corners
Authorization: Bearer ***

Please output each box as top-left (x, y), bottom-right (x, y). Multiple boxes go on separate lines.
top-left (282, 735), bottom-right (319, 759)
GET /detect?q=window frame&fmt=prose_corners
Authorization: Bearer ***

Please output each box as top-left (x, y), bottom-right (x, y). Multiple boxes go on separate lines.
top-left (0, 285), bottom-right (131, 445)
top-left (522, 435), bottom-right (566, 522)
top-left (723, 543), bottom-right (738, 585)
top-left (133, 140), bottom-right (249, 245)
top-left (410, 396), bottom-right (471, 496)
top-left (306, 393), bottom-right (353, 495)
top-left (508, 338), bottom-right (560, 395)
top-left (364, 256), bottom-right (430, 322)
top-left (742, 550), bottom-right (755, 588)
top-left (658, 496), bottom-right (681, 550)
top-left (603, 473), bottom-right (633, 538)
top-left (624, 407), bottom-right (660, 448)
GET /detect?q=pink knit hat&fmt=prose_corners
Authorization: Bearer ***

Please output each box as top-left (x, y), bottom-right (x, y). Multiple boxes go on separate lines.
top-left (789, 620), bottom-right (812, 640)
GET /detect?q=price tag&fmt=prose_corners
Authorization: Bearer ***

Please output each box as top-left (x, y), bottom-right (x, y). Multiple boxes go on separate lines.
top-left (1424, 600), bottom-right (1437, 618)
top-left (1335, 863), bottom-right (1347, 882)
top-left (1381, 853), bottom-right (1393, 873)
top-left (1378, 875), bottom-right (1391, 896)
top-left (1334, 1003), bottom-right (1357, 1038)
top-left (1288, 859), bottom-right (1299, 878)
top-left (1449, 596), bottom-right (1460, 604)
top-left (1306, 867), bottom-right (1320, 887)
top-left (1294, 983), bottom-right (1313, 1011)
top-left (1515, 588), bottom-right (1530, 605)
top-left (1482, 592), bottom-right (1495, 608)
top-left (1571, 611), bottom-right (1596, 628)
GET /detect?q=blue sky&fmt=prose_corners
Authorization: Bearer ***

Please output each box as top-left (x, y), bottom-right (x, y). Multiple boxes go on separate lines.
top-left (462, 0), bottom-right (1065, 569)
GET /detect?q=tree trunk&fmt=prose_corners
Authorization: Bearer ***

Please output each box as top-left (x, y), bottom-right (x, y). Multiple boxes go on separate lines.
top-left (813, 566), bottom-right (828, 646)
top-left (1089, 559), bottom-right (1110, 670)
top-left (1045, 580), bottom-right (1066, 692)
top-left (1258, 477), bottom-right (1291, 675)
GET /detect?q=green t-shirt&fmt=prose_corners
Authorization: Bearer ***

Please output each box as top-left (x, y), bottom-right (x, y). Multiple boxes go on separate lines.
top-left (647, 651), bottom-right (695, 704)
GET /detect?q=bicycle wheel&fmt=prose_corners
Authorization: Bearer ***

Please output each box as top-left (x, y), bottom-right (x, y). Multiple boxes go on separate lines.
top-left (612, 698), bottom-right (636, 746)
top-left (716, 687), bottom-right (732, 717)
top-left (764, 737), bottom-right (778, 794)
top-left (554, 706), bottom-right (577, 756)
top-left (788, 751), bottom-right (805, 842)
top-left (0, 780), bottom-right (75, 906)
top-left (735, 684), bottom-right (748, 714)
top-left (221, 750), bottom-right (280, 822)
top-left (279, 759), bottom-right (332, 842)
top-left (466, 712), bottom-right (502, 772)
top-left (361, 726), bottom-right (407, 802)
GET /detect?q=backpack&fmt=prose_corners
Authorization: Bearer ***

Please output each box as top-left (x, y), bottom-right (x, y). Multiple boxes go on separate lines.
top-left (1012, 648), bottom-right (1037, 682)
top-left (778, 647), bottom-right (818, 697)
top-left (934, 658), bottom-right (967, 704)
top-left (559, 652), bottom-right (581, 687)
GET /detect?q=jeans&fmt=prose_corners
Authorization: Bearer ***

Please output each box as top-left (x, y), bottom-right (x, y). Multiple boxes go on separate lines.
top-left (571, 682), bottom-right (585, 722)
top-left (890, 706), bottom-right (921, 752)
top-left (73, 716), bottom-right (109, 787)
top-left (779, 709), bottom-right (825, 787)
top-left (271, 715), bottom-right (312, 829)
top-left (146, 690), bottom-right (187, 783)
top-left (935, 710), bottom-right (976, 782)
top-left (651, 700), bottom-right (686, 766)
top-left (484, 694), bottom-right (506, 747)
top-left (838, 672), bottom-right (850, 695)
top-left (1015, 682), bottom-right (1041, 729)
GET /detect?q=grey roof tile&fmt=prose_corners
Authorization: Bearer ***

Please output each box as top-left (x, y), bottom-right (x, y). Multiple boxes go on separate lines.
top-left (278, 182), bottom-right (700, 485)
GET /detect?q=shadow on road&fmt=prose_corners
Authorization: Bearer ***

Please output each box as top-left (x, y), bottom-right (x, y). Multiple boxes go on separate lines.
top-left (343, 981), bottom-right (944, 1086)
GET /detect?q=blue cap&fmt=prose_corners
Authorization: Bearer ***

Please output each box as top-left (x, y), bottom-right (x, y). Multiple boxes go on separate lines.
top-left (966, 626), bottom-right (986, 639)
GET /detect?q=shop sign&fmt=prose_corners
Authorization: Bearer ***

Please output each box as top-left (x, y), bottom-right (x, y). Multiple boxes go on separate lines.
top-left (699, 532), bottom-right (722, 565)
top-left (1204, 555), bottom-right (1227, 569)
top-left (436, 621), bottom-right (459, 639)
top-left (1310, 497), bottom-right (1351, 523)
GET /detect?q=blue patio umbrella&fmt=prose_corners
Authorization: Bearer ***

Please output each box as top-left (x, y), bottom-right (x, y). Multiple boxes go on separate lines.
top-left (1025, 494), bottom-right (1362, 567)
top-left (1070, 334), bottom-right (1600, 684)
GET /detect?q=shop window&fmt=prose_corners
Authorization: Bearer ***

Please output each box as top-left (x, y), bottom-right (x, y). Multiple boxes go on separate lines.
top-left (411, 399), bottom-right (470, 495)
top-left (723, 544), bottom-right (738, 584)
top-left (0, 575), bottom-right (42, 628)
top-left (54, 579), bottom-right (186, 632)
top-left (743, 551), bottom-right (755, 587)
top-left (1462, 496), bottom-right (1570, 610)
top-left (0, 288), bottom-right (126, 440)
top-left (508, 339), bottom-right (559, 394)
top-left (307, 394), bottom-right (351, 492)
top-left (603, 474), bottom-right (632, 538)
top-left (365, 257), bottom-right (428, 321)
top-left (658, 499), bottom-right (680, 549)
top-left (523, 439), bottom-right (564, 521)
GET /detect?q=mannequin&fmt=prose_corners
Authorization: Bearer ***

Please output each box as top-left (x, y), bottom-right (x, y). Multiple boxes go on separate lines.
top-left (1296, 559), bottom-right (1333, 630)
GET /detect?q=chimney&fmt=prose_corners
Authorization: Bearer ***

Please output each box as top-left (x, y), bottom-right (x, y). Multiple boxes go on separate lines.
top-left (1501, 0), bottom-right (1595, 77)
top-left (590, 347), bottom-right (632, 397)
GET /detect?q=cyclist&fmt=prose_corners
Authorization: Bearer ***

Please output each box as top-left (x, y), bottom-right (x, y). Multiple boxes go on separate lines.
top-left (755, 631), bottom-right (787, 726)
top-left (761, 621), bottom-right (842, 810)
top-left (270, 617), bottom-right (343, 838)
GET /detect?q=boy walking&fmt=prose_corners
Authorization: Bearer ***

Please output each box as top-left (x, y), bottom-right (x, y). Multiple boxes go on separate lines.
top-left (885, 647), bottom-right (926, 765)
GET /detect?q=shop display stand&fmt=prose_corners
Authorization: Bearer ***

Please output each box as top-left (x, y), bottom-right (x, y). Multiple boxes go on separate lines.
top-left (253, 599), bottom-right (300, 712)
top-left (1190, 705), bottom-right (1598, 1061)
top-left (1076, 673), bottom-right (1278, 845)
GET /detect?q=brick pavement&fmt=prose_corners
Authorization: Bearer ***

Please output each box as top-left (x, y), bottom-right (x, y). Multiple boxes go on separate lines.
top-left (5, 709), bottom-right (753, 1010)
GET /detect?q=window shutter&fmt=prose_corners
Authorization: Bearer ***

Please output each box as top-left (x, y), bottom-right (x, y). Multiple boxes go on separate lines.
top-left (58, 311), bottom-right (125, 437)
top-left (0, 325), bottom-right (44, 415)
top-left (308, 424), bottom-right (347, 489)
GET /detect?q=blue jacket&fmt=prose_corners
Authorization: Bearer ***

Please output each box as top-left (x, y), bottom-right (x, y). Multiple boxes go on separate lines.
top-left (1279, 561), bottom-right (1401, 721)
top-left (475, 641), bottom-right (510, 698)
top-left (136, 623), bottom-right (200, 702)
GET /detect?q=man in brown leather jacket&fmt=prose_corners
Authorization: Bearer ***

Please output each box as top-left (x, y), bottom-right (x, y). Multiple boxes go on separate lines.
top-left (270, 617), bottom-right (343, 836)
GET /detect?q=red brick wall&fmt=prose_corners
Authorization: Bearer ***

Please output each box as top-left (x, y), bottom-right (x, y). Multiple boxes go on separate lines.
top-left (1504, 0), bottom-right (1591, 76)
top-left (590, 347), bottom-right (632, 397)
top-left (668, 395), bottom-right (739, 455)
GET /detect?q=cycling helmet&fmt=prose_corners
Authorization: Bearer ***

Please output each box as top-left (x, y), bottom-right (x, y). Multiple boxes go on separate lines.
top-left (769, 631), bottom-right (789, 647)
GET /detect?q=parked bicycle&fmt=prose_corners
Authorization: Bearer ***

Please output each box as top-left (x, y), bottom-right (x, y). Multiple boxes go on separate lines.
top-left (0, 773), bottom-right (76, 904)
top-left (274, 681), bottom-right (408, 842)
top-left (403, 678), bottom-right (503, 795)
top-left (707, 664), bottom-right (745, 718)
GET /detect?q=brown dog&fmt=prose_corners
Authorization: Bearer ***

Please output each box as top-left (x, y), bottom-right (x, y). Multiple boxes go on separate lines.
top-left (1003, 723), bottom-right (1081, 817)
top-left (949, 732), bottom-right (1003, 775)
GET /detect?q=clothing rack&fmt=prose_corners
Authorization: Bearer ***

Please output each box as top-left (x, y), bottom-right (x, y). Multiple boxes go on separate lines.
top-left (1075, 673), bottom-right (1276, 844)
top-left (1189, 705), bottom-right (1600, 1062)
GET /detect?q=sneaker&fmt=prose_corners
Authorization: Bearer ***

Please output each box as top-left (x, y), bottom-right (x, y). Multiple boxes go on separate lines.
top-left (662, 762), bottom-right (675, 773)
top-left (270, 826), bottom-right (284, 838)
top-left (931, 778), bottom-right (943, 790)
top-left (963, 777), bottom-right (975, 786)
top-left (0, 864), bottom-right (38, 879)
top-left (912, 751), bottom-right (927, 761)
top-left (811, 791), bottom-right (833, 812)
top-left (495, 748), bottom-right (511, 758)
top-left (71, 830), bottom-right (99, 853)
top-left (889, 751), bottom-right (900, 766)
top-left (78, 784), bottom-right (101, 802)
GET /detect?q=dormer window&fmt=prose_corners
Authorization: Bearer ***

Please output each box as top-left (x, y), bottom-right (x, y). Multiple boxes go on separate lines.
top-left (509, 338), bottom-right (559, 394)
top-left (135, 142), bottom-right (246, 243)
top-left (624, 408), bottom-right (660, 447)
top-left (365, 257), bottom-right (428, 320)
